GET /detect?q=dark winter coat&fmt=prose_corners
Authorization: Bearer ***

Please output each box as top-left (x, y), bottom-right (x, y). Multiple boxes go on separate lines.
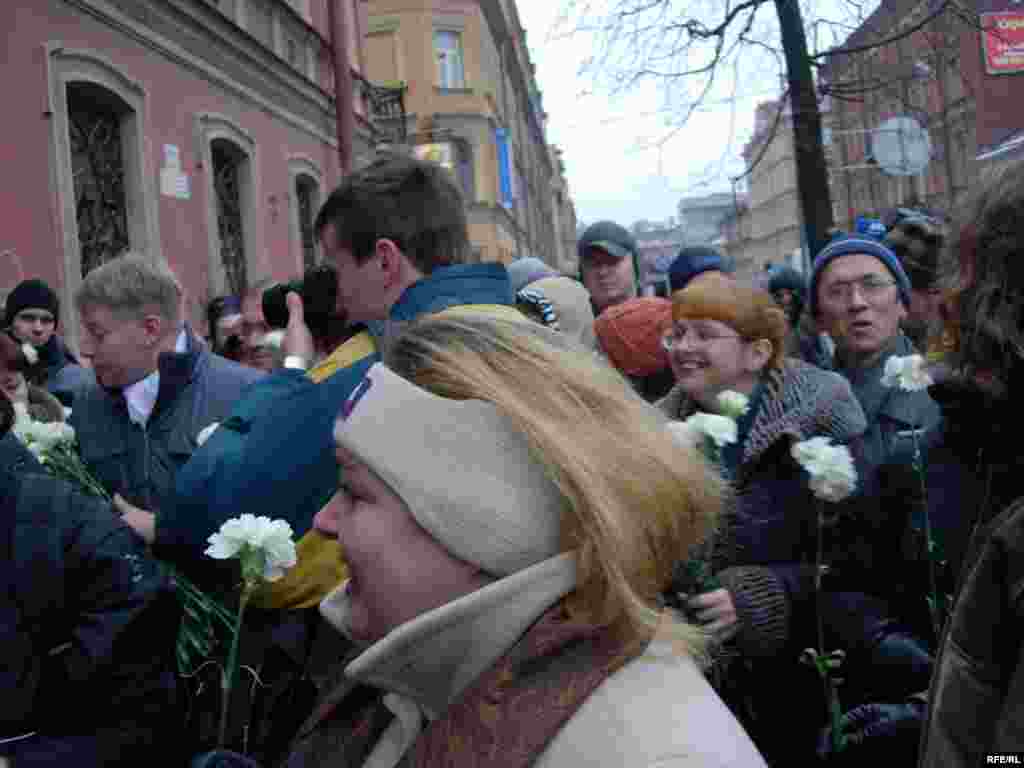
top-left (69, 328), bottom-right (263, 513)
top-left (658, 360), bottom-right (935, 763)
top-left (0, 432), bottom-right (40, 474)
top-left (0, 471), bottom-right (181, 766)
top-left (658, 358), bottom-right (869, 658)
top-left (36, 334), bottom-right (93, 407)
top-left (918, 364), bottom-right (1024, 767)
top-left (834, 332), bottom-right (941, 473)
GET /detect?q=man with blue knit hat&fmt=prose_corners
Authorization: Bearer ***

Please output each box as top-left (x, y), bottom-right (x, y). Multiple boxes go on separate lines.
top-left (577, 221), bottom-right (639, 316)
top-left (810, 234), bottom-right (940, 470)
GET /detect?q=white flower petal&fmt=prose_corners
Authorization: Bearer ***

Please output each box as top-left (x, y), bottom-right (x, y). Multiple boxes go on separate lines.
top-left (196, 422), bottom-right (220, 447)
top-left (881, 354), bottom-right (934, 392)
top-left (716, 391), bottom-right (750, 420)
top-left (21, 343), bottom-right (38, 366)
top-left (204, 514), bottom-right (298, 582)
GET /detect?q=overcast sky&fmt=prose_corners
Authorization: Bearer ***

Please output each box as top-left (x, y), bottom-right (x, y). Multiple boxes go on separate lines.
top-left (515, 0), bottom-right (877, 228)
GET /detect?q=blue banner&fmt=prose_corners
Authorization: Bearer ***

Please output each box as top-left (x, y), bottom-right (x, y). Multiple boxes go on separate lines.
top-left (496, 128), bottom-right (513, 208)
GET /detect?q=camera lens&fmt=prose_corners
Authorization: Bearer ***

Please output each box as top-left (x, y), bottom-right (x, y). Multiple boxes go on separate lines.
top-left (262, 282), bottom-right (297, 330)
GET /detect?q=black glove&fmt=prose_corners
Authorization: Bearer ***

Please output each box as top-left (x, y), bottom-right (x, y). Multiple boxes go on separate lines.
top-left (817, 698), bottom-right (926, 765)
top-left (191, 750), bottom-right (262, 768)
top-left (865, 631), bottom-right (933, 702)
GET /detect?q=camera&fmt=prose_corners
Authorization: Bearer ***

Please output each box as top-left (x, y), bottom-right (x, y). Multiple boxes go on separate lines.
top-left (262, 264), bottom-right (340, 340)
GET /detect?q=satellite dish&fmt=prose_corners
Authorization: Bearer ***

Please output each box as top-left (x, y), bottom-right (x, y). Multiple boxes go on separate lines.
top-left (871, 116), bottom-right (932, 176)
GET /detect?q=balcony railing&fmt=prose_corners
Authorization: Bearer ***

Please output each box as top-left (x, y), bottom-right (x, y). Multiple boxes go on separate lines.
top-left (358, 76), bottom-right (408, 145)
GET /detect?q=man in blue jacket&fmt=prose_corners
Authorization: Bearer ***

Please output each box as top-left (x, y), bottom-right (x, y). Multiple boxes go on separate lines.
top-left (160, 153), bottom-right (521, 609)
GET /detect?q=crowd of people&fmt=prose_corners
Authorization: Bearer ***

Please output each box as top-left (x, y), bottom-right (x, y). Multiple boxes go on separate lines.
top-left (2, 150), bottom-right (1022, 767)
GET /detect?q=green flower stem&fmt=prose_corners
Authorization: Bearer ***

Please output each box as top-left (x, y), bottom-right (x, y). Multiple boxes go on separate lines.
top-left (814, 498), bottom-right (846, 755)
top-left (218, 581), bottom-right (256, 748)
top-left (910, 429), bottom-right (944, 639)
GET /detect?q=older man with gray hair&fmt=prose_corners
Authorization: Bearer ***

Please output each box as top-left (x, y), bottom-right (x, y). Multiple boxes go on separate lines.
top-left (70, 253), bottom-right (263, 541)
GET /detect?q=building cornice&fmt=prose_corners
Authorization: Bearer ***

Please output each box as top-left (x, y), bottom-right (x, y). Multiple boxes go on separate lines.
top-left (62, 0), bottom-right (343, 147)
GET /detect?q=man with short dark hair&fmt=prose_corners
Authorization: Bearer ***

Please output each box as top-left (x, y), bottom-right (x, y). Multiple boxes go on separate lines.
top-left (165, 153), bottom-right (522, 609)
top-left (239, 278), bottom-right (280, 372)
top-left (577, 221), bottom-right (639, 316)
top-left (5, 278), bottom-right (92, 406)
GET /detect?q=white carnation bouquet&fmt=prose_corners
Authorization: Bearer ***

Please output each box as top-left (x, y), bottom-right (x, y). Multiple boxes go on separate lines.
top-left (11, 403), bottom-right (110, 499)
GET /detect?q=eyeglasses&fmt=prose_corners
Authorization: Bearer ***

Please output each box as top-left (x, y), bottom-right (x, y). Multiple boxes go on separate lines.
top-left (822, 275), bottom-right (897, 305)
top-left (660, 324), bottom-right (742, 351)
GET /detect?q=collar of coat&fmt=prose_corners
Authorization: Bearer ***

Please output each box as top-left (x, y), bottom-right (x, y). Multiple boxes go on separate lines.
top-left (656, 357), bottom-right (868, 469)
top-left (319, 552), bottom-right (577, 722)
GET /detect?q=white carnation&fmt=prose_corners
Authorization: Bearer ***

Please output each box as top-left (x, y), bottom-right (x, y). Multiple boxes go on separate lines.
top-left (21, 342), bottom-right (38, 365)
top-left (11, 409), bottom-right (76, 456)
top-left (205, 513), bottom-right (298, 582)
top-left (666, 419), bottom-right (702, 450)
top-left (196, 421), bottom-right (220, 447)
top-left (716, 390), bottom-right (750, 420)
top-left (791, 436), bottom-right (858, 503)
top-left (880, 354), bottom-right (934, 392)
top-left (681, 412), bottom-right (738, 449)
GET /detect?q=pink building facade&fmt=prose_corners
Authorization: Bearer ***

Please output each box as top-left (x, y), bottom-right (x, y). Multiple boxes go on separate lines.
top-left (1, 0), bottom-right (373, 353)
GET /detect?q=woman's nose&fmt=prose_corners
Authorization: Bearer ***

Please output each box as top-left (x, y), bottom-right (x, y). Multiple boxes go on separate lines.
top-left (313, 492), bottom-right (343, 536)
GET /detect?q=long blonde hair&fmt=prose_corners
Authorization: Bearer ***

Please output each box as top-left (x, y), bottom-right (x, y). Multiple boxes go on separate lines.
top-left (385, 314), bottom-right (725, 661)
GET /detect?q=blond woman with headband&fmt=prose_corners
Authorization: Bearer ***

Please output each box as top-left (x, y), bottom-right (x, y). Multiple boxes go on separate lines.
top-left (263, 315), bottom-right (766, 768)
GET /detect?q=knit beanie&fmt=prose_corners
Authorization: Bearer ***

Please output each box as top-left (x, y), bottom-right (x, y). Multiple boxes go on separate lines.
top-left (334, 364), bottom-right (565, 577)
top-left (577, 221), bottom-right (640, 283)
top-left (593, 297), bottom-right (672, 377)
top-left (808, 235), bottom-right (912, 317)
top-left (668, 246), bottom-right (728, 293)
top-left (507, 257), bottom-right (558, 295)
top-left (883, 216), bottom-right (944, 291)
top-left (6, 279), bottom-right (60, 329)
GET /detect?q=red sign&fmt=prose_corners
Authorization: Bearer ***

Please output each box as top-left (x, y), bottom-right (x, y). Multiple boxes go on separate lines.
top-left (982, 12), bottom-right (1024, 74)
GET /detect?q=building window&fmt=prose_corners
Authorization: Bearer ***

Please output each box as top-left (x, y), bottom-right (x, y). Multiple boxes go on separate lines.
top-left (434, 30), bottom-right (465, 89)
top-left (196, 114), bottom-right (260, 300)
top-left (295, 174), bottom-right (319, 269)
top-left (67, 82), bottom-right (132, 277)
top-left (211, 139), bottom-right (249, 296)
top-left (288, 157), bottom-right (323, 273)
top-left (46, 47), bottom-right (162, 354)
top-left (413, 140), bottom-right (474, 200)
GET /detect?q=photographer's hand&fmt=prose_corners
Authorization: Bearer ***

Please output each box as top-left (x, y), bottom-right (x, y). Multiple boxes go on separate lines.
top-left (283, 291), bottom-right (315, 366)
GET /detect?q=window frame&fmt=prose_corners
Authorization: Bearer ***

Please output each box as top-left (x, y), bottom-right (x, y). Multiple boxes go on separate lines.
top-left (195, 113), bottom-right (263, 300)
top-left (433, 28), bottom-right (465, 90)
top-left (288, 155), bottom-right (324, 271)
top-left (45, 45), bottom-right (161, 353)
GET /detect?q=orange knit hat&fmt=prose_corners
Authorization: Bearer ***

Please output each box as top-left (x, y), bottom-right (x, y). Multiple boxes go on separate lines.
top-left (594, 297), bottom-right (673, 377)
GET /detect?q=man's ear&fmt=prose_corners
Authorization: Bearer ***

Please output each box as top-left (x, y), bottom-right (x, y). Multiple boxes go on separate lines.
top-left (141, 314), bottom-right (164, 346)
top-left (375, 238), bottom-right (405, 289)
top-left (746, 338), bottom-right (774, 373)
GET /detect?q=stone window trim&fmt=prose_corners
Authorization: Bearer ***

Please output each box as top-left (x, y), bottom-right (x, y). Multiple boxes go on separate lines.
top-left (194, 113), bottom-right (264, 299)
top-left (44, 43), bottom-right (162, 354)
top-left (287, 155), bottom-right (324, 271)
